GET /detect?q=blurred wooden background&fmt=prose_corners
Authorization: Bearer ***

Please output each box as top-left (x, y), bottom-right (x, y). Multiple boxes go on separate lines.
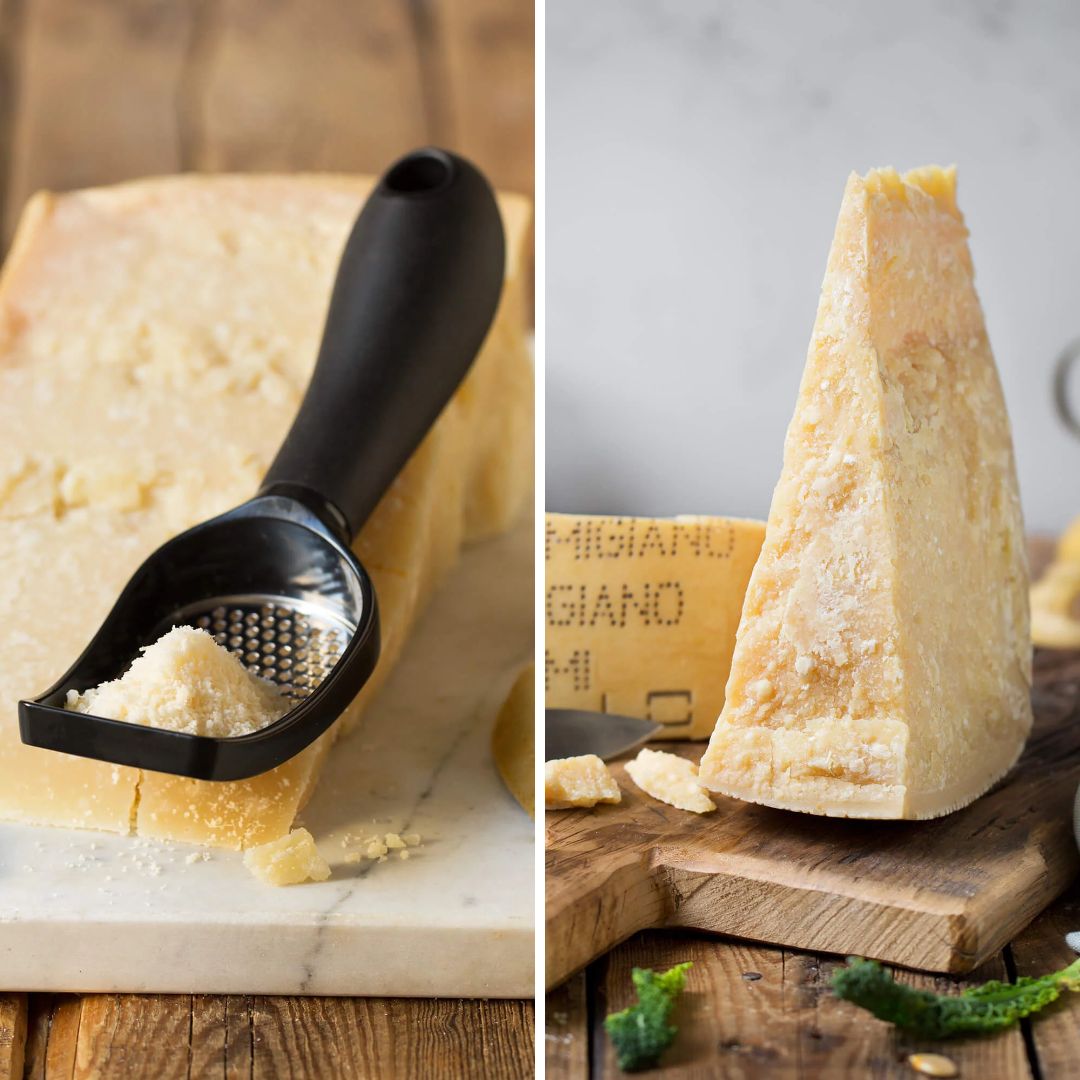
top-left (0, 1), bottom-right (533, 1078)
top-left (0, 0), bottom-right (533, 247)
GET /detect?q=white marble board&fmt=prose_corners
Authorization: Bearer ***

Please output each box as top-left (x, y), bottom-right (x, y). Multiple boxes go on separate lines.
top-left (0, 516), bottom-right (535, 998)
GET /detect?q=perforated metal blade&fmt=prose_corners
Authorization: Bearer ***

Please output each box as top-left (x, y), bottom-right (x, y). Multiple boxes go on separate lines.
top-left (172, 596), bottom-right (352, 705)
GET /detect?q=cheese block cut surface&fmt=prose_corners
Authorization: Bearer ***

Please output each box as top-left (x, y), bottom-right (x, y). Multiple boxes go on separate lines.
top-left (545, 514), bottom-right (765, 739)
top-left (0, 175), bottom-right (533, 846)
top-left (699, 166), bottom-right (1032, 820)
top-left (544, 755), bottom-right (621, 809)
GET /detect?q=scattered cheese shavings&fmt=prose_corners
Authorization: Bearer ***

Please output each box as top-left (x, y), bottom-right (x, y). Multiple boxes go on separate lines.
top-left (65, 626), bottom-right (287, 737)
top-left (625, 748), bottom-right (716, 814)
top-left (243, 828), bottom-right (331, 886)
top-left (545, 755), bottom-right (621, 809)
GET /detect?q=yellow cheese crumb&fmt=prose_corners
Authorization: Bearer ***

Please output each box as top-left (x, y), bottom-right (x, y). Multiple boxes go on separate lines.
top-left (365, 839), bottom-right (388, 859)
top-left (625, 748), bottom-right (716, 814)
top-left (242, 828), bottom-right (331, 886)
top-left (65, 626), bottom-right (287, 738)
top-left (545, 755), bottom-right (621, 809)
top-left (384, 833), bottom-right (406, 849)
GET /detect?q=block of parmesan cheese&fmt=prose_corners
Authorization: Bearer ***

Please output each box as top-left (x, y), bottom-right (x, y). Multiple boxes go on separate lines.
top-left (545, 514), bottom-right (765, 739)
top-left (0, 175), bottom-right (532, 847)
top-left (699, 166), bottom-right (1032, 820)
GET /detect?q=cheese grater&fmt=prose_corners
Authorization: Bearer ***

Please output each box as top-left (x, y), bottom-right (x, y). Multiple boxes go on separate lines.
top-left (18, 147), bottom-right (505, 782)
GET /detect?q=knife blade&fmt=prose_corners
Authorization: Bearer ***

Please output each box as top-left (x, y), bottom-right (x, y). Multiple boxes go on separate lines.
top-left (545, 708), bottom-right (662, 762)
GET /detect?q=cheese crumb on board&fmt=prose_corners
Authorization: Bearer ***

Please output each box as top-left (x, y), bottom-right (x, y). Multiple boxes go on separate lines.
top-left (698, 166), bottom-right (1032, 820)
top-left (243, 828), bottom-right (331, 886)
top-left (545, 755), bottom-right (621, 809)
top-left (492, 663), bottom-right (535, 816)
top-left (545, 514), bottom-right (765, 740)
top-left (625, 748), bottom-right (715, 814)
top-left (65, 626), bottom-right (287, 738)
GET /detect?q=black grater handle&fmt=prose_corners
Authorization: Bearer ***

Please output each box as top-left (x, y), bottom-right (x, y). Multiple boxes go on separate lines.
top-left (258, 147), bottom-right (506, 542)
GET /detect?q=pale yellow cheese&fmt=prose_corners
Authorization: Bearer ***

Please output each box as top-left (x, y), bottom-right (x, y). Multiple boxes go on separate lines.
top-left (1030, 518), bottom-right (1080, 648)
top-left (544, 755), bottom-right (621, 809)
top-left (65, 627), bottom-right (287, 738)
top-left (243, 828), bottom-right (331, 886)
top-left (492, 663), bottom-right (535, 817)
top-left (625, 748), bottom-right (715, 814)
top-left (699, 166), bottom-right (1032, 820)
top-left (545, 514), bottom-right (765, 739)
top-left (0, 175), bottom-right (533, 846)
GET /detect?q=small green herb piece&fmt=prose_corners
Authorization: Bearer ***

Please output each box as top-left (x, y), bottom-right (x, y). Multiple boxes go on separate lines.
top-left (832, 956), bottom-right (1080, 1039)
top-left (604, 962), bottom-right (692, 1072)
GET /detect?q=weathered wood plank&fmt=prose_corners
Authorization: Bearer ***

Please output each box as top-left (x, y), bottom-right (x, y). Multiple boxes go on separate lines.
top-left (1009, 883), bottom-right (1080, 1077)
top-left (3, 0), bottom-right (191, 241)
top-left (584, 933), bottom-right (1029, 1078)
top-left (548, 646), bottom-right (1080, 987)
top-left (0, 993), bottom-right (27, 1080)
top-left (188, 0), bottom-right (429, 174)
top-left (425, 0), bottom-right (534, 195)
top-left (72, 995), bottom-right (193, 1080)
top-left (22, 994), bottom-right (82, 1079)
top-left (0, 0), bottom-right (27, 253)
top-left (546, 971), bottom-right (588, 1079)
top-left (250, 997), bottom-right (535, 1079)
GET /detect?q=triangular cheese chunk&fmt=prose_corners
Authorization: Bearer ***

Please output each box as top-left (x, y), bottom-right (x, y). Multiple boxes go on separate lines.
top-left (698, 166), bottom-right (1032, 819)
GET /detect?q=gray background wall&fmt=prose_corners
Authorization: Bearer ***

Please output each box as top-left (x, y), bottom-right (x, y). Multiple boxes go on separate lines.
top-left (546, 0), bottom-right (1078, 532)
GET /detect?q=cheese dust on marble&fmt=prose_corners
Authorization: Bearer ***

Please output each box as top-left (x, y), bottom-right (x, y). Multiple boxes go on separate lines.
top-left (65, 626), bottom-right (287, 738)
top-left (545, 755), bottom-right (621, 809)
top-left (698, 166), bottom-right (1032, 821)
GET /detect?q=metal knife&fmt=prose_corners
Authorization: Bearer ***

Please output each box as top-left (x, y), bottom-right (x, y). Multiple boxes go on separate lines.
top-left (546, 708), bottom-right (661, 762)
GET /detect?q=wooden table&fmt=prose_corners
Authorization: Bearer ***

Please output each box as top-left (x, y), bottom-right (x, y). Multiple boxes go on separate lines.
top-left (546, 538), bottom-right (1080, 1078)
top-left (545, 886), bottom-right (1080, 1078)
top-left (0, 2), bottom-right (534, 1077)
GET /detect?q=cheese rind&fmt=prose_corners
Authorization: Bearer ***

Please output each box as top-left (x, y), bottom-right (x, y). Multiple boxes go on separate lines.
top-left (492, 664), bottom-right (535, 817)
top-left (699, 166), bottom-right (1032, 820)
top-left (0, 175), bottom-right (533, 846)
top-left (545, 514), bottom-right (765, 740)
top-left (544, 755), bottom-right (621, 809)
top-left (625, 748), bottom-right (715, 814)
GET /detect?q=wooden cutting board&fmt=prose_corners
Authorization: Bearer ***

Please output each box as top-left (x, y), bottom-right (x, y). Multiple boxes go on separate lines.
top-left (546, 646), bottom-right (1080, 988)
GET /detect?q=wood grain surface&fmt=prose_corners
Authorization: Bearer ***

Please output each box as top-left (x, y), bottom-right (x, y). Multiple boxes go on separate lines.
top-left (547, 645), bottom-right (1080, 989)
top-left (547, 880), bottom-right (1080, 1078)
top-left (0, 1), bottom-right (534, 1077)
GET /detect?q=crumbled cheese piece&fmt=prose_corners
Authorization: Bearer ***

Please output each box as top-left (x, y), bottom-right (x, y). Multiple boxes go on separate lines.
top-left (365, 839), bottom-right (388, 860)
top-left (625, 749), bottom-right (716, 814)
top-left (65, 626), bottom-right (287, 738)
top-left (243, 828), bottom-right (331, 886)
top-left (403, 833), bottom-right (421, 847)
top-left (184, 851), bottom-right (210, 865)
top-left (384, 833), bottom-right (405, 849)
top-left (545, 755), bottom-right (621, 809)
